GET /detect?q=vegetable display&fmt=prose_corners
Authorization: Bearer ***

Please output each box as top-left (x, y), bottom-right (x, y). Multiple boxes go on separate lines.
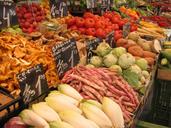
top-left (62, 66), bottom-right (139, 122)
top-left (5, 84), bottom-right (127, 128)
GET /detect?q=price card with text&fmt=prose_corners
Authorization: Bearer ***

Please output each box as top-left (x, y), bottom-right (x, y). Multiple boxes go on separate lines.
top-left (86, 38), bottom-right (102, 62)
top-left (17, 64), bottom-right (48, 104)
top-left (123, 22), bottom-right (131, 38)
top-left (0, 0), bottom-right (18, 29)
top-left (50, 0), bottom-right (68, 18)
top-left (52, 38), bottom-right (80, 78)
top-left (105, 31), bottom-right (114, 48)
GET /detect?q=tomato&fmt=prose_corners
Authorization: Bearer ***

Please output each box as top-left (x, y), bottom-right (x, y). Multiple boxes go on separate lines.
top-left (96, 28), bottom-right (106, 38)
top-left (86, 28), bottom-right (96, 36)
top-left (85, 18), bottom-right (95, 28)
top-left (114, 33), bottom-right (123, 41)
top-left (112, 24), bottom-right (119, 30)
top-left (95, 20), bottom-right (105, 29)
top-left (83, 12), bottom-right (94, 19)
top-left (76, 18), bottom-right (85, 27)
top-left (78, 28), bottom-right (86, 34)
top-left (115, 30), bottom-right (123, 35)
top-left (118, 20), bottom-right (126, 28)
top-left (93, 15), bottom-right (101, 21)
top-left (107, 26), bottom-right (114, 31)
top-left (105, 28), bottom-right (112, 35)
top-left (103, 11), bottom-right (113, 19)
top-left (70, 25), bottom-right (78, 31)
top-left (66, 17), bottom-right (76, 26)
top-left (130, 24), bottom-right (138, 32)
top-left (111, 16), bottom-right (120, 24)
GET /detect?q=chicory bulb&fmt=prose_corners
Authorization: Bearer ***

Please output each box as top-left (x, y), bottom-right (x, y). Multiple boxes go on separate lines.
top-left (103, 54), bottom-right (118, 68)
top-left (95, 42), bottom-right (112, 57)
top-left (90, 56), bottom-right (103, 67)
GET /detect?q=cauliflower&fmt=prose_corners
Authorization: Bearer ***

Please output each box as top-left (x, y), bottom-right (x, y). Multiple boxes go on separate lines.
top-left (118, 53), bottom-right (135, 69)
top-left (129, 64), bottom-right (142, 78)
top-left (103, 54), bottom-right (118, 68)
top-left (109, 65), bottom-right (122, 74)
top-left (112, 47), bottom-right (126, 57)
top-left (142, 70), bottom-right (150, 79)
top-left (90, 56), bottom-right (103, 67)
top-left (136, 58), bottom-right (148, 70)
top-left (94, 42), bottom-right (112, 57)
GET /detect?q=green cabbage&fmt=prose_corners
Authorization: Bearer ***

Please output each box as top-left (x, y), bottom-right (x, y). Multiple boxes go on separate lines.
top-left (103, 54), bottom-right (118, 68)
top-left (118, 53), bottom-right (135, 69)
top-left (129, 64), bottom-right (142, 78)
top-left (109, 65), bottom-right (122, 74)
top-left (111, 47), bottom-right (126, 57)
top-left (90, 56), bottom-right (103, 67)
top-left (136, 58), bottom-right (148, 70)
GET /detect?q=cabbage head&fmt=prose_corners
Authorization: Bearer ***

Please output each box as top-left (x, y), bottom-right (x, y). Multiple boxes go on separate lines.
top-left (109, 65), bottom-right (122, 74)
top-left (86, 64), bottom-right (95, 68)
top-left (136, 58), bottom-right (148, 70)
top-left (118, 53), bottom-right (135, 69)
top-left (129, 64), bottom-right (142, 78)
top-left (94, 42), bottom-right (112, 57)
top-left (103, 54), bottom-right (118, 68)
top-left (112, 47), bottom-right (126, 57)
top-left (90, 56), bottom-right (103, 67)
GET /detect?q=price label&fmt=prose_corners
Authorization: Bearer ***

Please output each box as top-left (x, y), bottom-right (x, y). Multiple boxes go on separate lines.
top-left (17, 64), bottom-right (48, 104)
top-left (0, 0), bottom-right (18, 29)
top-left (105, 31), bottom-right (114, 48)
top-left (123, 22), bottom-right (131, 38)
top-left (86, 38), bottom-right (102, 62)
top-left (86, 0), bottom-right (95, 9)
top-left (50, 0), bottom-right (68, 18)
top-left (52, 38), bottom-right (80, 78)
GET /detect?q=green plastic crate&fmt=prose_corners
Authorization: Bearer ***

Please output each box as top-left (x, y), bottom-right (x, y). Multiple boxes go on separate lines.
top-left (136, 120), bottom-right (169, 128)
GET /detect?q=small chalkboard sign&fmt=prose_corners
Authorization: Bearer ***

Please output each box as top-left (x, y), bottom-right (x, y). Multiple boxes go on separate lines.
top-left (17, 64), bottom-right (48, 104)
top-left (123, 22), bottom-right (131, 38)
top-left (50, 0), bottom-right (68, 18)
top-left (105, 31), bottom-right (114, 48)
top-left (0, 0), bottom-right (18, 29)
top-left (86, 38), bottom-right (102, 62)
top-left (52, 38), bottom-right (80, 78)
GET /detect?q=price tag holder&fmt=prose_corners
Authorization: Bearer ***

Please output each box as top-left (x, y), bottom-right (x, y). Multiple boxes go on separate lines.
top-left (52, 38), bottom-right (80, 78)
top-left (123, 22), bottom-right (131, 38)
top-left (86, 38), bottom-right (102, 62)
top-left (105, 31), bottom-right (114, 48)
top-left (0, 0), bottom-right (18, 29)
top-left (17, 64), bottom-right (48, 104)
top-left (50, 0), bottom-right (68, 18)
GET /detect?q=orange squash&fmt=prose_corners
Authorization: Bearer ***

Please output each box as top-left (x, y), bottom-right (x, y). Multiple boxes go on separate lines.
top-left (143, 51), bottom-right (156, 58)
top-left (128, 45), bottom-right (143, 57)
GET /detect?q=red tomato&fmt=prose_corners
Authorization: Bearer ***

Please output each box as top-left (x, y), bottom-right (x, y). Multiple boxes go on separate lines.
top-left (66, 18), bottom-right (76, 26)
top-left (86, 28), bottom-right (96, 36)
top-left (107, 26), bottom-right (113, 31)
top-left (70, 25), bottom-right (78, 31)
top-left (112, 24), bottom-right (119, 30)
top-left (111, 16), bottom-right (120, 24)
top-left (85, 18), bottom-right (95, 28)
top-left (130, 24), bottom-right (138, 32)
top-left (115, 30), bottom-right (123, 35)
top-left (105, 28), bottom-right (112, 35)
top-left (93, 15), bottom-right (101, 21)
top-left (118, 20), bottom-right (126, 28)
top-left (114, 33), bottom-right (123, 41)
top-left (95, 20), bottom-right (105, 29)
top-left (78, 28), bottom-right (86, 34)
top-left (76, 18), bottom-right (85, 27)
top-left (103, 11), bottom-right (113, 19)
top-left (83, 12), bottom-right (94, 18)
top-left (96, 28), bottom-right (106, 38)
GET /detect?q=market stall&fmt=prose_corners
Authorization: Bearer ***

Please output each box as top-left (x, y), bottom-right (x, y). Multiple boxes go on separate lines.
top-left (0, 0), bottom-right (170, 128)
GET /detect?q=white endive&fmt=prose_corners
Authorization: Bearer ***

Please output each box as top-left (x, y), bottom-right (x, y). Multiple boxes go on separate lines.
top-left (19, 109), bottom-right (49, 128)
top-left (32, 102), bottom-right (61, 122)
top-left (45, 96), bottom-right (82, 114)
top-left (84, 99), bottom-right (102, 109)
top-left (86, 119), bottom-right (100, 128)
top-left (58, 84), bottom-right (83, 101)
top-left (49, 121), bottom-right (74, 128)
top-left (102, 97), bottom-right (124, 128)
top-left (48, 91), bottom-right (79, 106)
top-left (80, 102), bottom-right (112, 128)
top-left (59, 110), bottom-right (97, 128)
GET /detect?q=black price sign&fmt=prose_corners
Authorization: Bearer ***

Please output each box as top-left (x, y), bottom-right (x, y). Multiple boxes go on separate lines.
top-left (17, 64), bottom-right (48, 104)
top-left (123, 22), bottom-right (131, 38)
top-left (105, 31), bottom-right (114, 48)
top-left (50, 0), bottom-right (68, 18)
top-left (52, 38), bottom-right (80, 78)
top-left (0, 0), bottom-right (18, 29)
top-left (86, 38), bottom-right (102, 62)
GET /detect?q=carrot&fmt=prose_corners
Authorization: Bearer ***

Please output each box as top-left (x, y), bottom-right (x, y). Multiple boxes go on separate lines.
top-left (128, 45), bottom-right (143, 57)
top-left (143, 51), bottom-right (156, 58)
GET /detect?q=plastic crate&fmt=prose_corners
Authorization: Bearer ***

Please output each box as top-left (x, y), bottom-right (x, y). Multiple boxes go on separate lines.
top-left (151, 73), bottom-right (171, 126)
top-left (136, 120), bottom-right (169, 128)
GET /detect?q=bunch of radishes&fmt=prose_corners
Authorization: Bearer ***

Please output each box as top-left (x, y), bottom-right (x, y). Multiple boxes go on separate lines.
top-left (16, 3), bottom-right (46, 33)
top-left (66, 11), bottom-right (138, 41)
